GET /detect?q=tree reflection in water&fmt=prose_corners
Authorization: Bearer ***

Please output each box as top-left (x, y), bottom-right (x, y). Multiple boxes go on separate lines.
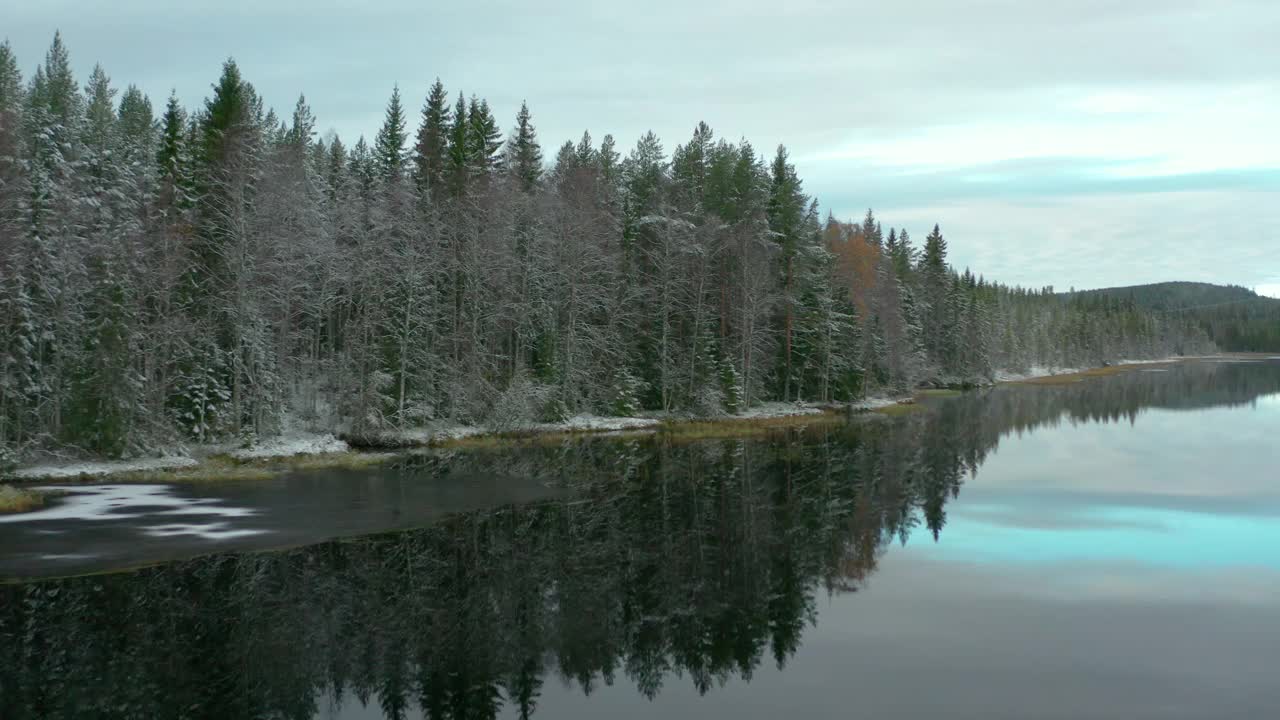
top-left (2, 359), bottom-right (1277, 719)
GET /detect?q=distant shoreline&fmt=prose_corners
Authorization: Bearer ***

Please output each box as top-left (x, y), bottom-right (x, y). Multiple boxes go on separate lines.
top-left (5, 354), bottom-right (1269, 487)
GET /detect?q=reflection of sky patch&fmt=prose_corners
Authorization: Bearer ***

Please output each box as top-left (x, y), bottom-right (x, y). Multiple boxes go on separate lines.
top-left (926, 505), bottom-right (1280, 569)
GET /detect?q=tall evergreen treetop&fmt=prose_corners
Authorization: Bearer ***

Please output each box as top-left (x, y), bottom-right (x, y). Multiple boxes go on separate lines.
top-left (767, 145), bottom-right (806, 245)
top-left (573, 130), bottom-right (595, 167)
top-left (598, 134), bottom-right (620, 186)
top-left (622, 131), bottom-right (667, 220)
top-left (156, 91), bottom-right (187, 179)
top-left (373, 86), bottom-right (407, 184)
top-left (445, 92), bottom-right (469, 196)
top-left (505, 100), bottom-right (542, 193)
top-left (117, 86), bottom-right (154, 157)
top-left (0, 41), bottom-right (22, 120)
top-left (412, 78), bottom-right (450, 197)
top-left (860, 208), bottom-right (882, 246)
top-left (35, 31), bottom-right (80, 129)
top-left (286, 94), bottom-right (315, 151)
top-left (922, 223), bottom-right (948, 274)
top-left (325, 133), bottom-right (346, 204)
top-left (672, 121), bottom-right (713, 207)
top-left (466, 96), bottom-right (502, 177)
top-left (200, 59), bottom-right (254, 169)
top-left (82, 64), bottom-right (116, 155)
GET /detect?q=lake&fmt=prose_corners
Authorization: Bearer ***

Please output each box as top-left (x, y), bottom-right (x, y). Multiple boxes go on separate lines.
top-left (2, 358), bottom-right (1279, 719)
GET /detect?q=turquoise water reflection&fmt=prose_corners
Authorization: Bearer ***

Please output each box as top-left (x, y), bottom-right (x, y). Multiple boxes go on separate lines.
top-left (931, 396), bottom-right (1280, 570)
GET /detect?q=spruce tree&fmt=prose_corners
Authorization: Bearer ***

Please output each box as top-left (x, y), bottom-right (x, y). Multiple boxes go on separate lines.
top-left (373, 86), bottom-right (407, 185)
top-left (767, 145), bottom-right (807, 400)
top-left (505, 101), bottom-right (542, 193)
top-left (117, 86), bottom-right (154, 161)
top-left (82, 64), bottom-right (116, 169)
top-left (412, 78), bottom-right (450, 198)
top-left (33, 32), bottom-right (80, 134)
top-left (0, 41), bottom-right (22, 123)
top-left (598, 134), bottom-right (620, 187)
top-left (920, 223), bottom-right (951, 367)
top-left (445, 92), bottom-right (469, 197)
top-left (465, 96), bottom-right (502, 178)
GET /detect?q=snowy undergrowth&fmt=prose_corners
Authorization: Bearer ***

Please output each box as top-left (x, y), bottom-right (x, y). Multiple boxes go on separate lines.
top-left (993, 356), bottom-right (1196, 383)
top-left (992, 366), bottom-right (1084, 382)
top-left (528, 414), bottom-right (662, 432)
top-left (851, 397), bottom-right (913, 411)
top-left (731, 402), bottom-right (825, 419)
top-left (227, 433), bottom-right (349, 460)
top-left (11, 456), bottom-right (199, 480)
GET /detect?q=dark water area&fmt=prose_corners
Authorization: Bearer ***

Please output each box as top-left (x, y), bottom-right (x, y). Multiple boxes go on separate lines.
top-left (0, 460), bottom-right (564, 580)
top-left (2, 358), bottom-right (1279, 719)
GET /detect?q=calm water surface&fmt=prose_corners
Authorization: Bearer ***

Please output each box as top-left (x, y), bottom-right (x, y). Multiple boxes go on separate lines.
top-left (2, 358), bottom-right (1279, 719)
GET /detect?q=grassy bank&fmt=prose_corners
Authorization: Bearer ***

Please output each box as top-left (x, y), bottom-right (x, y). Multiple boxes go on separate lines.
top-left (0, 485), bottom-right (45, 514)
top-left (110, 451), bottom-right (399, 483)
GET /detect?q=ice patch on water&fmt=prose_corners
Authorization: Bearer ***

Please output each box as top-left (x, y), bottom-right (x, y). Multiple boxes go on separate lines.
top-left (142, 522), bottom-right (264, 541)
top-left (0, 484), bottom-right (261, 541)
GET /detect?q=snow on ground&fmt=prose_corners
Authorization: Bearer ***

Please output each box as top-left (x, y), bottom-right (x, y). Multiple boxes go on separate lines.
top-left (375, 423), bottom-right (488, 446)
top-left (850, 397), bottom-right (911, 411)
top-left (11, 456), bottom-right (198, 480)
top-left (993, 366), bottom-right (1084, 382)
top-left (382, 416), bottom-right (661, 445)
top-left (530, 414), bottom-right (662, 432)
top-left (731, 402), bottom-right (825, 419)
top-left (228, 433), bottom-right (348, 460)
top-left (993, 356), bottom-right (1213, 383)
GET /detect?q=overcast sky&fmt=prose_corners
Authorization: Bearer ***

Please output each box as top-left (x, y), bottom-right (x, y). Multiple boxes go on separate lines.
top-left (8, 0), bottom-right (1279, 295)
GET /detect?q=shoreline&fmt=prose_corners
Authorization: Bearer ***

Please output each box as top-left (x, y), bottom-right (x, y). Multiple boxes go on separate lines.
top-left (4, 354), bottom-right (1252, 486)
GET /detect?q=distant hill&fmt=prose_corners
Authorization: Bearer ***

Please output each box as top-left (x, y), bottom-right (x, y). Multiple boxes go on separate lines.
top-left (1066, 282), bottom-right (1280, 351)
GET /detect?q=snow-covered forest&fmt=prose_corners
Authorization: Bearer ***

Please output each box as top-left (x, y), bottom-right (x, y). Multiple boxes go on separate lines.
top-left (0, 35), bottom-right (1215, 458)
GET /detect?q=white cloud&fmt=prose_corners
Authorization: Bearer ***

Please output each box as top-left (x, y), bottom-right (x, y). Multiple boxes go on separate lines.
top-left (6, 0), bottom-right (1279, 290)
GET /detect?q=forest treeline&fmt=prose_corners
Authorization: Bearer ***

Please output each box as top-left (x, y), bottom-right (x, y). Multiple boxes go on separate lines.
top-left (1069, 282), bottom-right (1280, 352)
top-left (0, 35), bottom-right (1216, 457)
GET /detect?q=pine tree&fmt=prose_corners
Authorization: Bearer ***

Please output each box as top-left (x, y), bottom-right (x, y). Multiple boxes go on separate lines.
top-left (0, 40), bottom-right (24, 127)
top-left (466, 96), bottom-right (502, 178)
top-left (373, 86), bottom-right (408, 185)
top-left (194, 58), bottom-right (267, 434)
top-left (32, 32), bottom-right (80, 135)
top-left (505, 101), bottom-right (542, 193)
top-left (117, 86), bottom-right (154, 162)
top-left (892, 228), bottom-right (914, 278)
top-left (860, 209), bottom-right (882, 246)
top-left (412, 78), bottom-right (450, 198)
top-left (920, 223), bottom-right (951, 367)
top-left (82, 65), bottom-right (116, 157)
top-left (671, 121), bottom-right (714, 208)
top-left (767, 145), bottom-right (807, 401)
top-left (597, 134), bottom-right (620, 193)
top-left (445, 92), bottom-right (469, 197)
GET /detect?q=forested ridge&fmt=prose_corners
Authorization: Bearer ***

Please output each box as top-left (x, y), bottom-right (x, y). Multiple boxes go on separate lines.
top-left (1067, 282), bottom-right (1280, 352)
top-left (0, 35), bottom-right (1215, 459)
